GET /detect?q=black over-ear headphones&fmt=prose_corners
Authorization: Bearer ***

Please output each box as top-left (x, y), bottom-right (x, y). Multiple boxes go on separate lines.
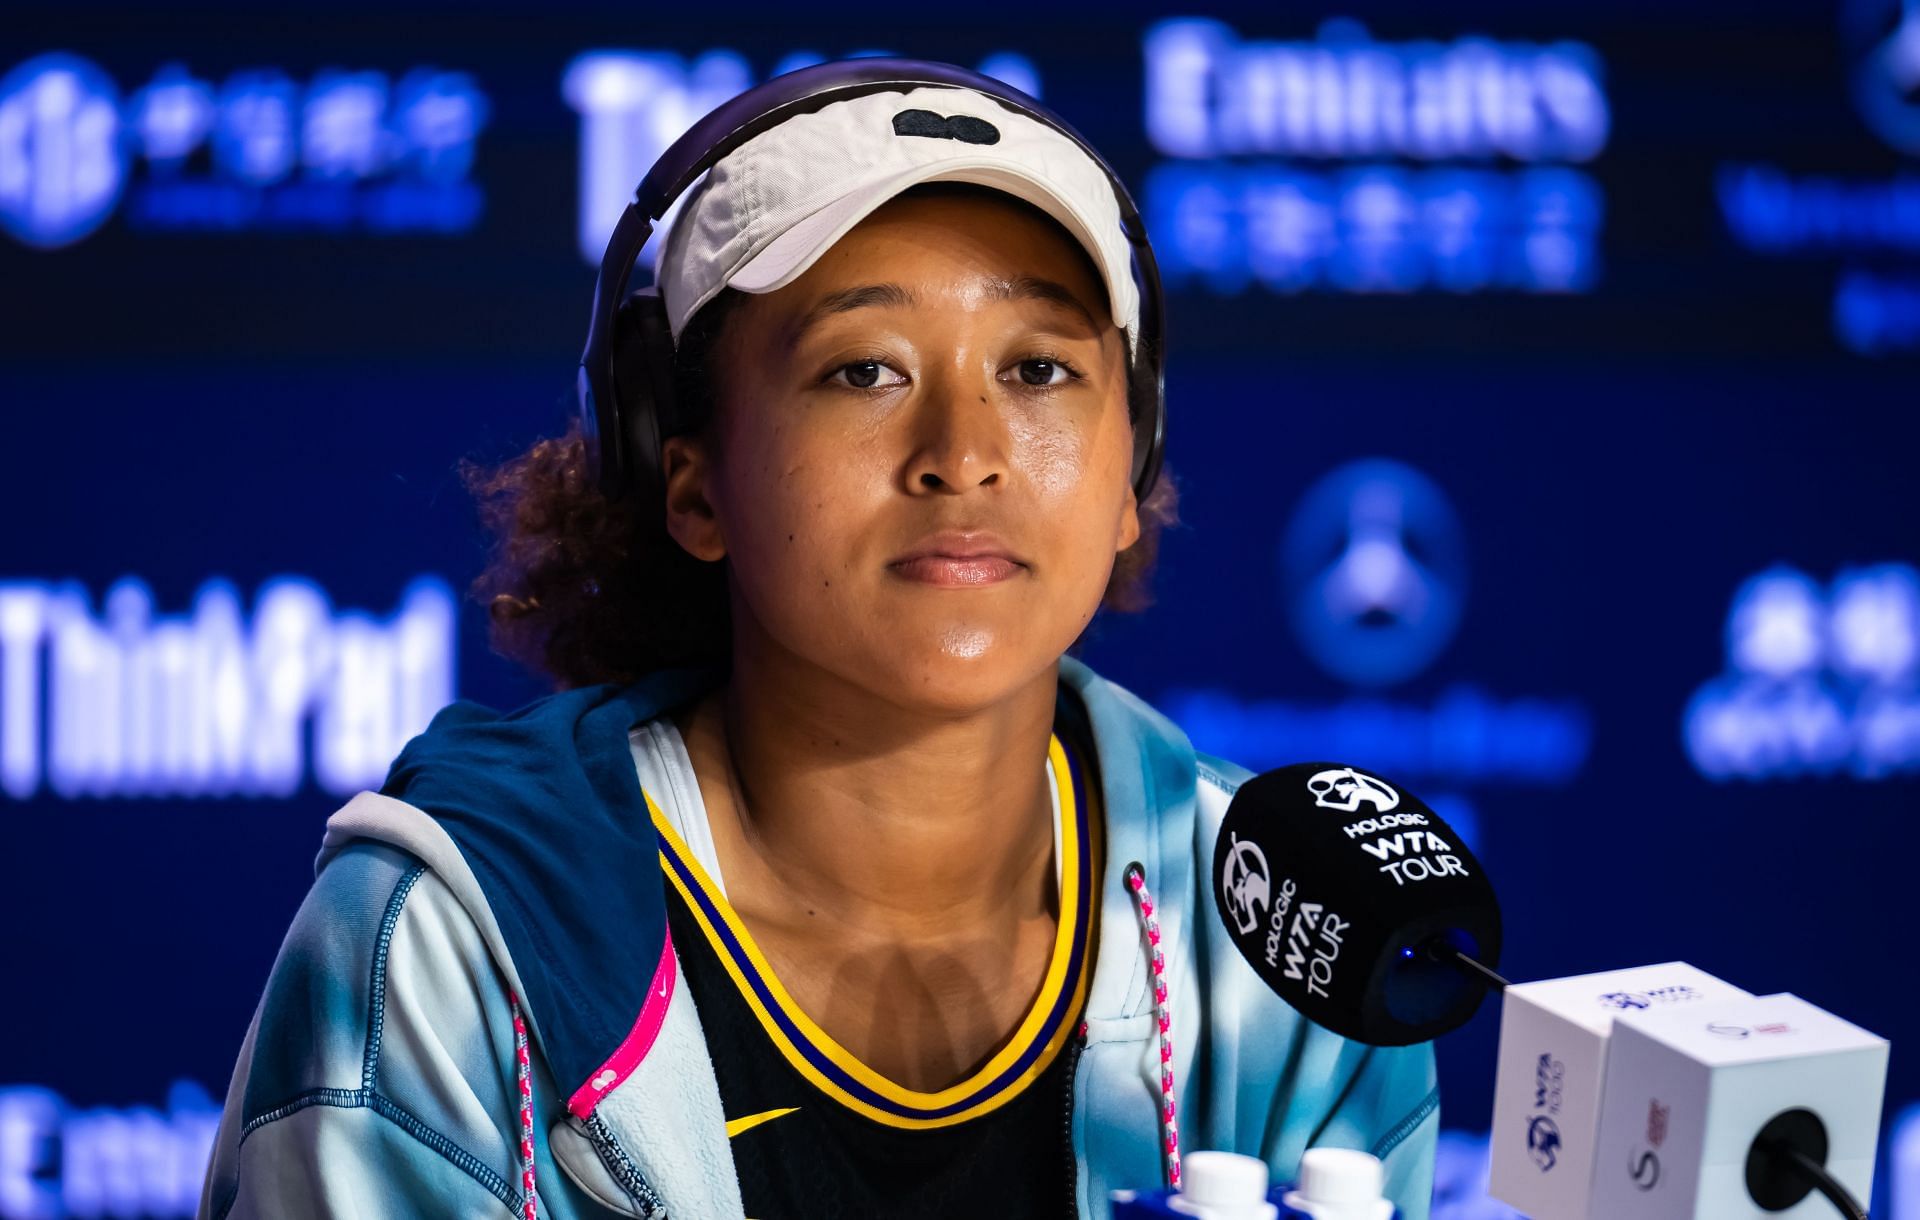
top-left (574, 57), bottom-right (1166, 515)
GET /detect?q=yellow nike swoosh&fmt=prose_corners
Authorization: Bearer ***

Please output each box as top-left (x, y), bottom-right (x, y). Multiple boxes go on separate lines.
top-left (725, 1106), bottom-right (799, 1139)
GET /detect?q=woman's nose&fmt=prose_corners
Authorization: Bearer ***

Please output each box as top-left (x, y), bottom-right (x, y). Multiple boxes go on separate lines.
top-left (901, 368), bottom-right (1011, 494)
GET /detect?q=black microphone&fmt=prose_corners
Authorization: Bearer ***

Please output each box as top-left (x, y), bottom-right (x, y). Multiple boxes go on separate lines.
top-left (1213, 762), bottom-right (1503, 1046)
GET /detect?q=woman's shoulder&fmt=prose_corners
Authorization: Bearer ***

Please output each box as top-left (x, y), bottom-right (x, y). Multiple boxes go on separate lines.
top-left (257, 838), bottom-right (496, 1056)
top-left (223, 839), bottom-right (513, 1145)
top-left (277, 837), bottom-right (443, 1004)
top-left (203, 839), bottom-right (548, 1220)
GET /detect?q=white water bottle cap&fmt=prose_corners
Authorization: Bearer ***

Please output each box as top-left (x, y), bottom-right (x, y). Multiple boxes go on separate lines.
top-left (1184, 1151), bottom-right (1268, 1203)
top-left (1169, 1151), bottom-right (1279, 1220)
top-left (1296, 1148), bottom-right (1385, 1205)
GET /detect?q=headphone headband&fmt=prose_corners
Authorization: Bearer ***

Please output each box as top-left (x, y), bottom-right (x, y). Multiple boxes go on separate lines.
top-left (576, 57), bottom-right (1166, 510)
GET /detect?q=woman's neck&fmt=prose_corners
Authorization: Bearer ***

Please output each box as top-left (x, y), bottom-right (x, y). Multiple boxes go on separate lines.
top-left (670, 623), bottom-right (1071, 1088)
top-left (681, 636), bottom-right (1062, 934)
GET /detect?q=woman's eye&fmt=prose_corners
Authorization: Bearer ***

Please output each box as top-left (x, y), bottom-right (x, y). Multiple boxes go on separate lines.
top-left (1015, 358), bottom-right (1073, 387)
top-left (829, 360), bottom-right (904, 390)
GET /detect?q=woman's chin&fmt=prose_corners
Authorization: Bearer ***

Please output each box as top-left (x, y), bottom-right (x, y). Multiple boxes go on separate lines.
top-left (850, 634), bottom-right (1065, 716)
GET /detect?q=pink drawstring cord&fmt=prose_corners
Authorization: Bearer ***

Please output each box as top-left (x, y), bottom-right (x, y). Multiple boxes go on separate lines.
top-left (510, 990), bottom-right (538, 1220)
top-left (1124, 861), bottom-right (1181, 1190)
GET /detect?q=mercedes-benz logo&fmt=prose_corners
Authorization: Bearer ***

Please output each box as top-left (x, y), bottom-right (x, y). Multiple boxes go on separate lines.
top-left (1845, 0), bottom-right (1920, 154)
top-left (1281, 458), bottom-right (1467, 688)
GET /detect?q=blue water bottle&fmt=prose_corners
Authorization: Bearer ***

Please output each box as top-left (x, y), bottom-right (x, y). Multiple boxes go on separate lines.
top-left (1110, 1148), bottom-right (1400, 1220)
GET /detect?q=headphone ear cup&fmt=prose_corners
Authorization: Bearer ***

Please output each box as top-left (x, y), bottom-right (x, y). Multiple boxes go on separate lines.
top-left (1126, 325), bottom-right (1166, 504)
top-left (609, 287), bottom-right (679, 512)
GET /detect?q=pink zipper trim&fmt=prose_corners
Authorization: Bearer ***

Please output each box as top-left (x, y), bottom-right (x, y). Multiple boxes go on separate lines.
top-left (565, 929), bottom-right (677, 1118)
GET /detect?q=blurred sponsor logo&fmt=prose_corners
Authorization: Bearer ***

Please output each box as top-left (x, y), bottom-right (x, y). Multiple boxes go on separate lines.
top-left (1686, 563), bottom-right (1920, 780)
top-left (0, 52), bottom-right (488, 249)
top-left (0, 575), bottom-right (455, 800)
top-left (1143, 19), bottom-right (1608, 296)
top-left (1163, 459), bottom-right (1591, 799)
top-left (0, 1081), bottom-right (217, 1220)
top-left (563, 48), bottom-right (1039, 268)
top-left (1144, 17), bottom-right (1607, 162)
top-left (1282, 460), bottom-right (1467, 688)
top-left (1845, 0), bottom-right (1920, 156)
top-left (1718, 2), bottom-right (1920, 352)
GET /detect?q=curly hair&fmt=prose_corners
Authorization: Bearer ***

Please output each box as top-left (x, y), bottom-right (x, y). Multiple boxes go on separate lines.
top-left (464, 183), bottom-right (1179, 690)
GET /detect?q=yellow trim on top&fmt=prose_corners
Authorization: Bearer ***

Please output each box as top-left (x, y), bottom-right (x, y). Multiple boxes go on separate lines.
top-left (650, 733), bottom-right (1097, 1131)
top-left (725, 1107), bottom-right (799, 1139)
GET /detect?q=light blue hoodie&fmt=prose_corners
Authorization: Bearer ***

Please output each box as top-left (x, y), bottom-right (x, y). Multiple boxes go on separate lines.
top-left (197, 655), bottom-right (1439, 1219)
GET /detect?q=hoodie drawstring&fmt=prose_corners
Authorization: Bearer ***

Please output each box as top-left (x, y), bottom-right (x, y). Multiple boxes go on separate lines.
top-left (1124, 861), bottom-right (1181, 1190)
top-left (510, 990), bottom-right (538, 1220)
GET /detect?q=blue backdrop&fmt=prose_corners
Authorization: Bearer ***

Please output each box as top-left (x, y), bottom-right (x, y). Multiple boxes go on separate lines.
top-left (2, 2), bottom-right (1915, 1216)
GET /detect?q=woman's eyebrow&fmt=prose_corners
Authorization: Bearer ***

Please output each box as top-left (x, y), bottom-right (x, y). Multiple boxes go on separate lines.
top-left (988, 275), bottom-right (1099, 331)
top-left (789, 282), bottom-right (916, 346)
top-left (787, 276), bottom-right (1099, 346)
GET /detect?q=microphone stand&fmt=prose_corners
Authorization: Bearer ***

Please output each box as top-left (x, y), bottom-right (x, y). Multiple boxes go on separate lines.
top-left (1419, 939), bottom-right (1510, 991)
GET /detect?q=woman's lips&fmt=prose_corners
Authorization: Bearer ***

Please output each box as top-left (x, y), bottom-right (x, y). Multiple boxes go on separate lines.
top-left (888, 555), bottom-right (1024, 585)
top-left (887, 529), bottom-right (1027, 586)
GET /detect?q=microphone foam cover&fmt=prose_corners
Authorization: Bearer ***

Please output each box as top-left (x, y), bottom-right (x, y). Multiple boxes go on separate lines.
top-left (1213, 762), bottom-right (1502, 1046)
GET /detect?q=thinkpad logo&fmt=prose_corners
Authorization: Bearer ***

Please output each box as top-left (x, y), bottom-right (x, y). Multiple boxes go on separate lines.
top-left (891, 108), bottom-right (1001, 144)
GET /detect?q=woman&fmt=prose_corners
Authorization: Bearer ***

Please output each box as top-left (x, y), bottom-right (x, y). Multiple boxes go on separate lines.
top-left (197, 68), bottom-right (1439, 1220)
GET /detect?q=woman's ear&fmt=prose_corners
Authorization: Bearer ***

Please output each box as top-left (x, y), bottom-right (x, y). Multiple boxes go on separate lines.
top-left (1117, 478), bottom-right (1142, 554)
top-left (661, 434), bottom-right (727, 562)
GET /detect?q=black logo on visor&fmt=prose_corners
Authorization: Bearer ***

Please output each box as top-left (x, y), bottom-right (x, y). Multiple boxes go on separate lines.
top-left (891, 109), bottom-right (1001, 145)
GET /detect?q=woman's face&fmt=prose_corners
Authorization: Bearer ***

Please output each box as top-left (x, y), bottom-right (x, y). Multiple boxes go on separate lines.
top-left (662, 189), bottom-right (1141, 715)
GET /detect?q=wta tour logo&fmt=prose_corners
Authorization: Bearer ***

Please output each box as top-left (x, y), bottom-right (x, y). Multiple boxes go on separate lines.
top-left (1528, 1051), bottom-right (1565, 1173)
top-left (1221, 831), bottom-right (1272, 935)
top-left (1306, 766), bottom-right (1401, 813)
top-left (1527, 1115), bottom-right (1563, 1172)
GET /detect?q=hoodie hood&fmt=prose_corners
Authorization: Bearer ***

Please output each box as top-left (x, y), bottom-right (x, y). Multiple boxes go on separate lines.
top-left (376, 664), bottom-right (725, 1113)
